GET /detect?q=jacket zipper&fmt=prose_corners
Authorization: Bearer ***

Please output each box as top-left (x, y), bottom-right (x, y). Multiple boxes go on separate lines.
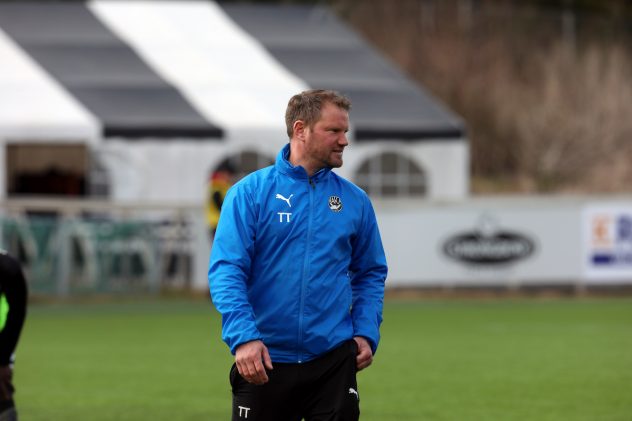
top-left (297, 177), bottom-right (316, 363)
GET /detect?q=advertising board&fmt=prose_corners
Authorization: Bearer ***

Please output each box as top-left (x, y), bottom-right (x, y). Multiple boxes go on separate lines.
top-left (377, 199), bottom-right (583, 287)
top-left (582, 205), bottom-right (632, 283)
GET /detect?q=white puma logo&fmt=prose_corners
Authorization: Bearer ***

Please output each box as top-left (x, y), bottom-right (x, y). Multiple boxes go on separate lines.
top-left (275, 193), bottom-right (293, 207)
top-left (348, 388), bottom-right (359, 400)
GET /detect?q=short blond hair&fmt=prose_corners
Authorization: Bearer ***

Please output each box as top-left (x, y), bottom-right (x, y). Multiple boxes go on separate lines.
top-left (285, 89), bottom-right (351, 138)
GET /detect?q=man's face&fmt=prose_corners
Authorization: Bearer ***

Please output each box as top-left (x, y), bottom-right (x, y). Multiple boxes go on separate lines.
top-left (304, 102), bottom-right (349, 170)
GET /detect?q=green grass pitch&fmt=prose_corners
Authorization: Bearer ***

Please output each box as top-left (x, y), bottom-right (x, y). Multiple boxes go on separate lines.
top-left (13, 297), bottom-right (632, 420)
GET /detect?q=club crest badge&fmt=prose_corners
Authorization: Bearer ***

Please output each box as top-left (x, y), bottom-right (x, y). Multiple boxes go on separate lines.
top-left (328, 196), bottom-right (342, 212)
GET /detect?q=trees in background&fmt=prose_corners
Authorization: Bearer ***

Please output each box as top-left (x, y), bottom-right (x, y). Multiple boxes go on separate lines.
top-left (336, 0), bottom-right (632, 193)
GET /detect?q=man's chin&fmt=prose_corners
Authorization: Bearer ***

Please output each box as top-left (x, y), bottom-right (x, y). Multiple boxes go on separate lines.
top-left (328, 154), bottom-right (344, 168)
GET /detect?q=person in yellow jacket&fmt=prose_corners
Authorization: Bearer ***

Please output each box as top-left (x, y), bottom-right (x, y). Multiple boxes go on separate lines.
top-left (206, 162), bottom-right (236, 242)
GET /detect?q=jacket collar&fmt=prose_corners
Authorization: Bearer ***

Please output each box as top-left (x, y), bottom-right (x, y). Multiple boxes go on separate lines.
top-left (275, 143), bottom-right (332, 181)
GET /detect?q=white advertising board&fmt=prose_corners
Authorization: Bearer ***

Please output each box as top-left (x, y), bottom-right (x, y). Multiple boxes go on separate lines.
top-left (375, 199), bottom-right (585, 288)
top-left (582, 204), bottom-right (632, 283)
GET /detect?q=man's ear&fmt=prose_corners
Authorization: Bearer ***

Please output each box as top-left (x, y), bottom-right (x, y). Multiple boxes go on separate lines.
top-left (293, 120), bottom-right (306, 141)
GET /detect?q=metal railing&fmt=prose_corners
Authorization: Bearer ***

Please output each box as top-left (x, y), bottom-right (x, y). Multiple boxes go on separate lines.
top-left (0, 198), bottom-right (209, 296)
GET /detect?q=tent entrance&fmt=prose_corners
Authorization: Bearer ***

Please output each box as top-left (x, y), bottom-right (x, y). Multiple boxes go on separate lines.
top-left (6, 143), bottom-right (88, 197)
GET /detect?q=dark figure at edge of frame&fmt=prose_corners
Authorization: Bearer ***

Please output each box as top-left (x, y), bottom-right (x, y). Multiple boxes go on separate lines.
top-left (0, 250), bottom-right (28, 421)
top-left (208, 89), bottom-right (388, 420)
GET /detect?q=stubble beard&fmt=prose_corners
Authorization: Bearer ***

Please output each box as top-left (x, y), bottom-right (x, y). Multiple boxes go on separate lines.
top-left (326, 150), bottom-right (344, 169)
top-left (332, 153), bottom-right (343, 168)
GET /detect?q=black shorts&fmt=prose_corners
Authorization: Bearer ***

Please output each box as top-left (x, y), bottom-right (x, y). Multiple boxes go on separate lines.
top-left (230, 340), bottom-right (360, 421)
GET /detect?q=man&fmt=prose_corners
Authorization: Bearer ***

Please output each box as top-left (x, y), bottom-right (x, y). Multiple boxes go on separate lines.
top-left (209, 89), bottom-right (387, 420)
top-left (205, 161), bottom-right (236, 242)
top-left (0, 250), bottom-right (28, 421)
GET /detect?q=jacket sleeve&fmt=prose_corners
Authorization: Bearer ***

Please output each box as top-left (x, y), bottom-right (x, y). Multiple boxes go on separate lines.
top-left (349, 196), bottom-right (387, 355)
top-left (0, 253), bottom-right (28, 365)
top-left (208, 184), bottom-right (262, 354)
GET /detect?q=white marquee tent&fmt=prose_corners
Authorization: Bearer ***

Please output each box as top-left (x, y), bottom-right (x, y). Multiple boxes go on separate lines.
top-left (0, 0), bottom-right (468, 205)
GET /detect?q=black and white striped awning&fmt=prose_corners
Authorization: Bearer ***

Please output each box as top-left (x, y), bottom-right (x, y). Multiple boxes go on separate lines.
top-left (0, 1), bottom-right (464, 142)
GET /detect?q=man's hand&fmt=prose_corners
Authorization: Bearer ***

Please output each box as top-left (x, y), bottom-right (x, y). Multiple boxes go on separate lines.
top-left (0, 365), bottom-right (14, 401)
top-left (353, 336), bottom-right (373, 371)
top-left (235, 340), bottom-right (274, 385)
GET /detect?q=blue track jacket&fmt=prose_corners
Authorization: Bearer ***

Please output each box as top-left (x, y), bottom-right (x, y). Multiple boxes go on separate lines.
top-left (209, 144), bottom-right (387, 363)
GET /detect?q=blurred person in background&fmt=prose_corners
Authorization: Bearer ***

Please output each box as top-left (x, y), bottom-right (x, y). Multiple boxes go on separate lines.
top-left (209, 89), bottom-right (387, 420)
top-left (0, 250), bottom-right (28, 421)
top-left (206, 161), bottom-right (236, 243)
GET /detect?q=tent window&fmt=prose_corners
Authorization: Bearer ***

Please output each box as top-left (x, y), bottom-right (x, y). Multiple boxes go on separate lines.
top-left (214, 151), bottom-right (274, 182)
top-left (6, 143), bottom-right (88, 197)
top-left (354, 152), bottom-right (427, 198)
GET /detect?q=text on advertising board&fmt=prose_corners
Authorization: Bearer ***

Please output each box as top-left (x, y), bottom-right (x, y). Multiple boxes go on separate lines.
top-left (443, 215), bottom-right (535, 265)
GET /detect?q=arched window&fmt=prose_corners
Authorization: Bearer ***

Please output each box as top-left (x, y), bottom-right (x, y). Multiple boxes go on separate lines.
top-left (354, 152), bottom-right (427, 197)
top-left (214, 150), bottom-right (274, 182)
